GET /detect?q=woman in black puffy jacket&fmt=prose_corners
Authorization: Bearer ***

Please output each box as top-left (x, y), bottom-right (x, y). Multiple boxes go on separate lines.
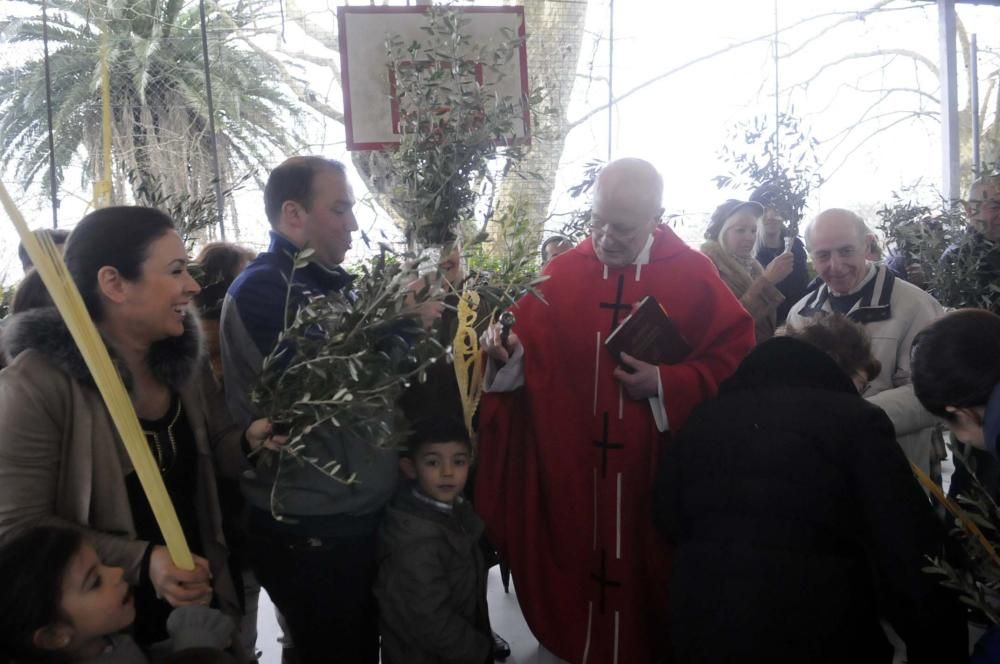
top-left (654, 315), bottom-right (967, 664)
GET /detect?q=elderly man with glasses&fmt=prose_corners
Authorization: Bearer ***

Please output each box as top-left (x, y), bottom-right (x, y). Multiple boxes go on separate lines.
top-left (475, 158), bottom-right (754, 664)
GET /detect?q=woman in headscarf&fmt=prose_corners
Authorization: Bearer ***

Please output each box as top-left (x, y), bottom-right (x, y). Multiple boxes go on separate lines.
top-left (701, 199), bottom-right (794, 343)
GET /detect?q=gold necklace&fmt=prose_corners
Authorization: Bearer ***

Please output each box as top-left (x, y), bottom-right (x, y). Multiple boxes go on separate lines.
top-left (142, 397), bottom-right (182, 472)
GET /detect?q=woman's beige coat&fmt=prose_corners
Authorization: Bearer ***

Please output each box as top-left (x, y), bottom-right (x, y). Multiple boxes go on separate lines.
top-left (0, 307), bottom-right (243, 617)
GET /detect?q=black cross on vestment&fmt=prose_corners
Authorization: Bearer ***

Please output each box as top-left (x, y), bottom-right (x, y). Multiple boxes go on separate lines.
top-left (590, 548), bottom-right (622, 614)
top-left (599, 274), bottom-right (630, 334)
top-left (593, 412), bottom-right (624, 478)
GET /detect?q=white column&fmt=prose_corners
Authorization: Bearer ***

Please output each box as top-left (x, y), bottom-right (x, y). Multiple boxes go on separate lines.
top-left (939, 0), bottom-right (960, 201)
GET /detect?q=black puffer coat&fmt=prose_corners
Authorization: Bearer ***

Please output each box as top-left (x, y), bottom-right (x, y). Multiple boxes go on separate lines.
top-left (654, 337), bottom-right (967, 664)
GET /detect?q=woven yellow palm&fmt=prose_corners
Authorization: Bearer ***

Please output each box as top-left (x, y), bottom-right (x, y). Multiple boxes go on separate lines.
top-left (453, 290), bottom-right (484, 440)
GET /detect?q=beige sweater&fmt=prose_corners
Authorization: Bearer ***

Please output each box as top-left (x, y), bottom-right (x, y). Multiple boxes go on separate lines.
top-left (700, 241), bottom-right (784, 344)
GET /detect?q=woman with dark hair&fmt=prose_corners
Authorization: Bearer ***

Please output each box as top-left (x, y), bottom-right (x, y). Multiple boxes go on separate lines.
top-left (0, 207), bottom-right (279, 650)
top-left (912, 308), bottom-right (1000, 456)
top-left (654, 314), bottom-right (966, 663)
top-left (192, 243), bottom-right (256, 385)
top-left (190, 242), bottom-right (261, 656)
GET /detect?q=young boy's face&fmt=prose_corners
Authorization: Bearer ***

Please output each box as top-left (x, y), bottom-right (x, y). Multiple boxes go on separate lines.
top-left (402, 440), bottom-right (471, 504)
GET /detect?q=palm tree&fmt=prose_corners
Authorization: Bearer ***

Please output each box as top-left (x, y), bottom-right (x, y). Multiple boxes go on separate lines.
top-left (0, 0), bottom-right (302, 207)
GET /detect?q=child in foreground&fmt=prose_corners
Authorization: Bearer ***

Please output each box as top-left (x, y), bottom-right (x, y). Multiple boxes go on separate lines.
top-left (374, 414), bottom-right (492, 664)
top-left (0, 526), bottom-right (234, 663)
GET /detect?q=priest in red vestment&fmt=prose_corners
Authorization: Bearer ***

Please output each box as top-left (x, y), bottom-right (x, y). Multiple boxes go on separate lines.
top-left (476, 158), bottom-right (755, 663)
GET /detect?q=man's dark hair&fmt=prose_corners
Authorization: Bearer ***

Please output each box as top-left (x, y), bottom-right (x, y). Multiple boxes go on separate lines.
top-left (264, 157), bottom-right (347, 227)
top-left (912, 309), bottom-right (1000, 420)
top-left (18, 228), bottom-right (70, 271)
top-left (785, 314), bottom-right (881, 383)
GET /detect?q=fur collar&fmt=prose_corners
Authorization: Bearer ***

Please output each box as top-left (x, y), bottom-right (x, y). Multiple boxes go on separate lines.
top-left (1, 306), bottom-right (204, 391)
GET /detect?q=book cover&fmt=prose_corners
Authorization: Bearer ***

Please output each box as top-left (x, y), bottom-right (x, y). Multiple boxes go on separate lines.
top-left (605, 295), bottom-right (692, 366)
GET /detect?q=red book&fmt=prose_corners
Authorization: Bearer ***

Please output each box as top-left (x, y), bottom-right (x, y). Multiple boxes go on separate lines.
top-left (605, 295), bottom-right (692, 365)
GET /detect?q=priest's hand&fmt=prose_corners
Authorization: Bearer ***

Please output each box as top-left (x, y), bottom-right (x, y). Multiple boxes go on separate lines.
top-left (482, 321), bottom-right (522, 364)
top-left (613, 352), bottom-right (659, 400)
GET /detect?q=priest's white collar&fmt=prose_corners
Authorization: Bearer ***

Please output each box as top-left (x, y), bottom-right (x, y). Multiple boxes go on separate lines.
top-left (602, 233), bottom-right (654, 281)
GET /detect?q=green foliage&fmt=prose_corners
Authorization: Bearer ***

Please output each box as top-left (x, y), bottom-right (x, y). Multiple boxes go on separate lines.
top-left (250, 247), bottom-right (447, 504)
top-left (925, 445), bottom-right (1000, 625)
top-left (875, 191), bottom-right (999, 311)
top-left (714, 111), bottom-right (823, 235)
top-left (361, 6), bottom-right (546, 247)
top-left (128, 168), bottom-right (252, 247)
top-left (556, 158), bottom-right (604, 243)
top-left (464, 196), bottom-right (548, 316)
top-left (0, 0), bottom-right (300, 200)
top-left (0, 284), bottom-right (17, 320)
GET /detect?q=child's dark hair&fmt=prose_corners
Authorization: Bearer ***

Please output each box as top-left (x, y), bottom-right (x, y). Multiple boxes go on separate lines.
top-left (404, 413), bottom-right (472, 458)
top-left (0, 526), bottom-right (85, 660)
top-left (398, 363), bottom-right (472, 458)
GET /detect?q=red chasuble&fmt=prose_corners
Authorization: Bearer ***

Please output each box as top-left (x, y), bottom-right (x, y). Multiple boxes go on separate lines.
top-left (476, 226), bottom-right (754, 663)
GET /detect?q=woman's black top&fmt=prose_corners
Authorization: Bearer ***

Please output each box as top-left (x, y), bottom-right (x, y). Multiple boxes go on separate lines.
top-left (126, 393), bottom-right (204, 647)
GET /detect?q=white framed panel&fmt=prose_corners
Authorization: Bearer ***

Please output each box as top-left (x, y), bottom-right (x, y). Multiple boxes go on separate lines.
top-left (338, 5), bottom-right (530, 150)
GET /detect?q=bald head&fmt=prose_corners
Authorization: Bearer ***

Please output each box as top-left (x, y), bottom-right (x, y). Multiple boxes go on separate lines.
top-left (804, 209), bottom-right (874, 295)
top-left (804, 209), bottom-right (869, 249)
top-left (590, 158), bottom-right (665, 267)
top-left (594, 159), bottom-right (664, 219)
top-left (966, 175), bottom-right (1000, 241)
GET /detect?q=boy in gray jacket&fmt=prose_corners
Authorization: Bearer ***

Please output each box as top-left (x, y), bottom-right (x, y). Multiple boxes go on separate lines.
top-left (374, 412), bottom-right (492, 664)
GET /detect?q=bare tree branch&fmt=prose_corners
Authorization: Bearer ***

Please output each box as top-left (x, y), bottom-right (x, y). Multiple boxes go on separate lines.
top-left (847, 84), bottom-right (939, 105)
top-left (212, 1), bottom-right (345, 124)
top-left (825, 112), bottom-right (937, 182)
top-left (825, 107), bottom-right (939, 158)
top-left (788, 50), bottom-right (939, 96)
top-left (818, 90), bottom-right (893, 145)
top-left (565, 0), bottom-right (930, 131)
top-left (780, 0), bottom-right (925, 59)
